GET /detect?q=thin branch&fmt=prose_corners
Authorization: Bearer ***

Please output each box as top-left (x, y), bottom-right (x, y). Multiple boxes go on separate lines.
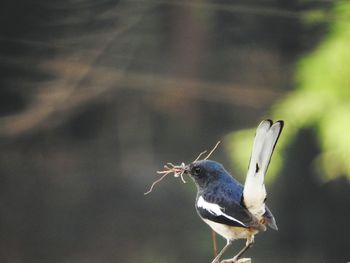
top-left (212, 230), bottom-right (217, 258)
top-left (144, 171), bottom-right (171, 195)
top-left (193, 150), bottom-right (207, 162)
top-left (204, 141), bottom-right (221, 160)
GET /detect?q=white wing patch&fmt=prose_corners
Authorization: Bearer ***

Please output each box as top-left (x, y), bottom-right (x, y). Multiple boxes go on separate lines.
top-left (197, 196), bottom-right (246, 227)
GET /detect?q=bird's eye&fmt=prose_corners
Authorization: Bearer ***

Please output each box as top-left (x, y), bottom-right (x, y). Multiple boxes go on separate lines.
top-left (192, 166), bottom-right (201, 176)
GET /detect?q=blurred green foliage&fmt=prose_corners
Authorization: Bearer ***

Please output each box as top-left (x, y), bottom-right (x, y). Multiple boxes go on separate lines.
top-left (227, 2), bottom-right (350, 182)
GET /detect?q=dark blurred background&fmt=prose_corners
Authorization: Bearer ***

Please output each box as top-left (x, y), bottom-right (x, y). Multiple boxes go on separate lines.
top-left (1, 0), bottom-right (350, 262)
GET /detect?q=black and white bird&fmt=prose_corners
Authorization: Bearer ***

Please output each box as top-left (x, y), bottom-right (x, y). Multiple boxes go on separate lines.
top-left (185, 120), bottom-right (284, 263)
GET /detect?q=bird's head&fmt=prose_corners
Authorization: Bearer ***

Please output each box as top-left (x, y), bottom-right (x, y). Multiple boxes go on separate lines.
top-left (185, 160), bottom-right (227, 189)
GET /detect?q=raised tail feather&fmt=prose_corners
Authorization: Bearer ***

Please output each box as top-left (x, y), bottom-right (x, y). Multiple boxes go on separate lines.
top-left (243, 120), bottom-right (284, 218)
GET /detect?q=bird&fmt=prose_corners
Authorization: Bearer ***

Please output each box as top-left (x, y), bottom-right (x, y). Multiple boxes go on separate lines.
top-left (184, 120), bottom-right (284, 263)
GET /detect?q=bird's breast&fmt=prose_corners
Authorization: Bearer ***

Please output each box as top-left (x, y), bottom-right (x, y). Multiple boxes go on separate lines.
top-left (202, 219), bottom-right (258, 240)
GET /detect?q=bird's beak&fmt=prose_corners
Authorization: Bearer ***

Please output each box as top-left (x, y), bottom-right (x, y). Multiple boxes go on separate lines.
top-left (183, 164), bottom-right (191, 175)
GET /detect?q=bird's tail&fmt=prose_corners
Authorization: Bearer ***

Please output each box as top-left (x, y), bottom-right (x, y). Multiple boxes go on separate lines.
top-left (243, 120), bottom-right (284, 218)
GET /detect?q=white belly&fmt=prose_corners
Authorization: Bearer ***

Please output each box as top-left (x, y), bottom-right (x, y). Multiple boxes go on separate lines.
top-left (203, 219), bottom-right (256, 240)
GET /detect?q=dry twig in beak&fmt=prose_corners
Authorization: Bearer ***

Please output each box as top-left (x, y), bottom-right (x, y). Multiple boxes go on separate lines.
top-left (144, 141), bottom-right (221, 195)
top-left (144, 163), bottom-right (187, 195)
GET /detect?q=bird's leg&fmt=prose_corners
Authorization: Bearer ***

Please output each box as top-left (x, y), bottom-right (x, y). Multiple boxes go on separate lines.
top-left (211, 239), bottom-right (232, 263)
top-left (232, 242), bottom-right (252, 261)
top-left (221, 236), bottom-right (254, 263)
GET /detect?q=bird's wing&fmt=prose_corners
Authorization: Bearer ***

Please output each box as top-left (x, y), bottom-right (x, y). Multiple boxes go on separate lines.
top-left (243, 120), bottom-right (284, 218)
top-left (196, 193), bottom-right (261, 229)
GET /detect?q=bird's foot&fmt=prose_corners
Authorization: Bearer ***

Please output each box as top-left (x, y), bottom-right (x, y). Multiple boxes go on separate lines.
top-left (220, 257), bottom-right (251, 263)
